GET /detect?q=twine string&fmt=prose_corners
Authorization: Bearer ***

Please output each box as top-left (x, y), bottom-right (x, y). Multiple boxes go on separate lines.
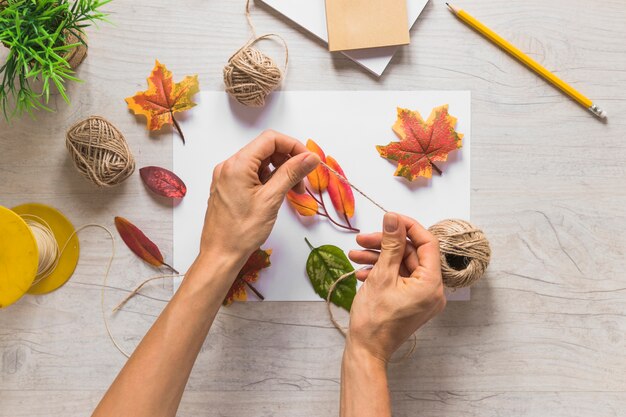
top-left (20, 215), bottom-right (60, 286)
top-left (319, 161), bottom-right (388, 213)
top-left (224, 0), bottom-right (289, 107)
top-left (20, 218), bottom-right (133, 358)
top-left (66, 116), bottom-right (135, 188)
top-left (326, 267), bottom-right (417, 363)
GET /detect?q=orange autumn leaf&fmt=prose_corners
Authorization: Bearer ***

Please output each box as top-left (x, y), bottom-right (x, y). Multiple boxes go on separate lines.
top-left (326, 155), bottom-right (355, 219)
top-left (376, 105), bottom-right (463, 181)
top-left (224, 249), bottom-right (272, 306)
top-left (126, 60), bottom-right (199, 144)
top-left (286, 190), bottom-right (319, 216)
top-left (114, 216), bottom-right (178, 273)
top-left (306, 139), bottom-right (329, 192)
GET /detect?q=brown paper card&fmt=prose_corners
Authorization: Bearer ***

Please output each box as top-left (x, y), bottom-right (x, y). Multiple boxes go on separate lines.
top-left (325, 0), bottom-right (410, 52)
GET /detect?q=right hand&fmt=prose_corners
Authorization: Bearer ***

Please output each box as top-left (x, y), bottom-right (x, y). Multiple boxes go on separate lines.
top-left (347, 213), bottom-right (446, 363)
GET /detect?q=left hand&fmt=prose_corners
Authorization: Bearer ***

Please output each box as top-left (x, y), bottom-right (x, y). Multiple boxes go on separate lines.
top-left (200, 129), bottom-right (320, 264)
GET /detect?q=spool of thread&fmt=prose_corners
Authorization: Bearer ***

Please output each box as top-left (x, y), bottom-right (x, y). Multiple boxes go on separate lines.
top-left (66, 116), bottom-right (135, 188)
top-left (428, 219), bottom-right (491, 288)
top-left (223, 0), bottom-right (288, 107)
top-left (0, 204), bottom-right (80, 308)
top-left (21, 215), bottom-right (61, 287)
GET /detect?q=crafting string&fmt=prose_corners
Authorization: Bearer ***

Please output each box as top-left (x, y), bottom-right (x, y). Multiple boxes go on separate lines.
top-left (326, 267), bottom-right (417, 362)
top-left (21, 218), bottom-right (179, 358)
top-left (319, 161), bottom-right (389, 213)
top-left (20, 215), bottom-right (60, 287)
top-left (223, 0), bottom-right (289, 107)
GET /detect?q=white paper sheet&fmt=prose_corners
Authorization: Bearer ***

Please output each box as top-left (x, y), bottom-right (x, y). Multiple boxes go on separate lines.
top-left (174, 91), bottom-right (471, 301)
top-left (258, 0), bottom-right (430, 77)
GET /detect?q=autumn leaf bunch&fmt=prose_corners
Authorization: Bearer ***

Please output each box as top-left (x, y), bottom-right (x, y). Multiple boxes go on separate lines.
top-left (286, 140), bottom-right (358, 233)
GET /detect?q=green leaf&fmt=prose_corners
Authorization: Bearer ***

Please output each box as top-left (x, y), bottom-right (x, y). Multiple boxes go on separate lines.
top-left (305, 238), bottom-right (356, 311)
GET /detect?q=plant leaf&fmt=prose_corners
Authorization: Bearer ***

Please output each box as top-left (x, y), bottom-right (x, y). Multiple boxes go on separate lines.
top-left (376, 105), bottom-right (463, 181)
top-left (224, 249), bottom-right (272, 306)
top-left (139, 166), bottom-right (187, 199)
top-left (306, 139), bottom-right (329, 193)
top-left (286, 190), bottom-right (318, 216)
top-left (305, 238), bottom-right (356, 311)
top-left (114, 216), bottom-right (177, 273)
top-left (125, 60), bottom-right (199, 143)
top-left (326, 155), bottom-right (355, 219)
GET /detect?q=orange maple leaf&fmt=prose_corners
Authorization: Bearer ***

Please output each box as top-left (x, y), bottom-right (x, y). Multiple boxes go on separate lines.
top-left (376, 105), bottom-right (463, 181)
top-left (126, 60), bottom-right (199, 144)
top-left (223, 249), bottom-right (272, 306)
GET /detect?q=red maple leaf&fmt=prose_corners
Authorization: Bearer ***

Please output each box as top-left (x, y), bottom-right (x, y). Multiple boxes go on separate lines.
top-left (223, 249), bottom-right (272, 305)
top-left (376, 105), bottom-right (463, 181)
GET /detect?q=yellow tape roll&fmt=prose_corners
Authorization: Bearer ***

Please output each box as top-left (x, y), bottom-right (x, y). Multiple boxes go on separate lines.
top-left (0, 206), bottom-right (38, 308)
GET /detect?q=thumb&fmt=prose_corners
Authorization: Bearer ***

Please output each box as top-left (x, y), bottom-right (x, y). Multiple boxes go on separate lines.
top-left (266, 152), bottom-right (320, 196)
top-left (374, 213), bottom-right (407, 280)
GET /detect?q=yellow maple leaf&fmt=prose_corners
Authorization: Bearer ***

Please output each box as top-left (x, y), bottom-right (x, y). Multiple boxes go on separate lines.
top-left (126, 60), bottom-right (199, 143)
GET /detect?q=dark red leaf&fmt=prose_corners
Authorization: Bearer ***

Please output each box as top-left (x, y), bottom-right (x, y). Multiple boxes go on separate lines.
top-left (140, 166), bottom-right (187, 198)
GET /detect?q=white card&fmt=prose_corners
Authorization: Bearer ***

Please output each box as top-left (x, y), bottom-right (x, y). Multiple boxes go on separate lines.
top-left (258, 0), bottom-right (430, 77)
top-left (174, 91), bottom-right (471, 301)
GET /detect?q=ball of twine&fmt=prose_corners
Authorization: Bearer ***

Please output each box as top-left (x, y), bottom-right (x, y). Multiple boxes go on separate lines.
top-left (66, 116), bottom-right (135, 188)
top-left (63, 31), bottom-right (88, 70)
top-left (223, 35), bottom-right (287, 107)
top-left (428, 219), bottom-right (491, 289)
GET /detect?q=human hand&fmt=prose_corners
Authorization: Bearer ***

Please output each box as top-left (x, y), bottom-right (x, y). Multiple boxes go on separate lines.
top-left (346, 213), bottom-right (446, 363)
top-left (200, 129), bottom-right (320, 263)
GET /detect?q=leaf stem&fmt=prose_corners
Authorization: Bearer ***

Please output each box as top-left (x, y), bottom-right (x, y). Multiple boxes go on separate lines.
top-left (161, 262), bottom-right (179, 275)
top-left (171, 112), bottom-right (185, 144)
top-left (245, 282), bottom-right (265, 301)
top-left (316, 211), bottom-right (360, 233)
top-left (344, 213), bottom-right (354, 230)
top-left (304, 237), bottom-right (315, 251)
top-left (432, 162), bottom-right (442, 175)
top-left (305, 187), bottom-right (359, 233)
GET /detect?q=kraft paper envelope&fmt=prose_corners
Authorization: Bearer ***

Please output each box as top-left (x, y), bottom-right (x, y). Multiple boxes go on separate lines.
top-left (326, 0), bottom-right (410, 51)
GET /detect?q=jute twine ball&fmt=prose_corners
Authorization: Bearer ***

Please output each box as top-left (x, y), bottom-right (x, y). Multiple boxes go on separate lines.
top-left (66, 116), bottom-right (135, 188)
top-left (64, 31), bottom-right (88, 70)
top-left (428, 219), bottom-right (491, 288)
top-left (223, 35), bottom-right (286, 107)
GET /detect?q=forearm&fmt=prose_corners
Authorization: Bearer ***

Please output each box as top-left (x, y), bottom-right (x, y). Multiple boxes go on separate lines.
top-left (92, 249), bottom-right (242, 417)
top-left (340, 339), bottom-right (391, 417)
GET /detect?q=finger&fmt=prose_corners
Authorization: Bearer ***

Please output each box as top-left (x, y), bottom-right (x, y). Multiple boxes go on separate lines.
top-left (270, 153), bottom-right (290, 169)
top-left (401, 215), bottom-right (441, 272)
top-left (263, 152), bottom-right (320, 197)
top-left (355, 233), bottom-right (419, 272)
top-left (240, 130), bottom-right (308, 165)
top-left (348, 249), bottom-right (380, 265)
top-left (268, 153), bottom-right (305, 191)
top-left (350, 250), bottom-right (412, 278)
top-left (259, 165), bottom-right (272, 184)
top-left (370, 213), bottom-right (407, 284)
top-left (356, 268), bottom-right (371, 281)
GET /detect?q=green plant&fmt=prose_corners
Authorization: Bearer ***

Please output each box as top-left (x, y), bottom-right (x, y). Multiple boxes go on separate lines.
top-left (0, 0), bottom-right (110, 120)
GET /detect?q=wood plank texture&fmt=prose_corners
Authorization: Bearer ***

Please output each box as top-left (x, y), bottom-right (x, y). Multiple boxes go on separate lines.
top-left (1, 0), bottom-right (625, 415)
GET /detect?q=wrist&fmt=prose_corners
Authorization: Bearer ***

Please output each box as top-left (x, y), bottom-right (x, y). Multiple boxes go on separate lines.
top-left (197, 244), bottom-right (246, 270)
top-left (344, 336), bottom-right (388, 373)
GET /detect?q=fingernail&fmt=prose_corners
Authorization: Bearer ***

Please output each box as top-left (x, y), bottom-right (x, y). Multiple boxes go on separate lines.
top-left (302, 153), bottom-right (320, 171)
top-left (384, 213), bottom-right (398, 232)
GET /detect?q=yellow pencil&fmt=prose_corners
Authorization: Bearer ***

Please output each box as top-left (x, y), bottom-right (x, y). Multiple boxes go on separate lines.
top-left (447, 3), bottom-right (607, 119)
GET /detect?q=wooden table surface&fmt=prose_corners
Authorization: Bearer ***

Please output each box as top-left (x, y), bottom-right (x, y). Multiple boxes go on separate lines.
top-left (1, 1), bottom-right (625, 416)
